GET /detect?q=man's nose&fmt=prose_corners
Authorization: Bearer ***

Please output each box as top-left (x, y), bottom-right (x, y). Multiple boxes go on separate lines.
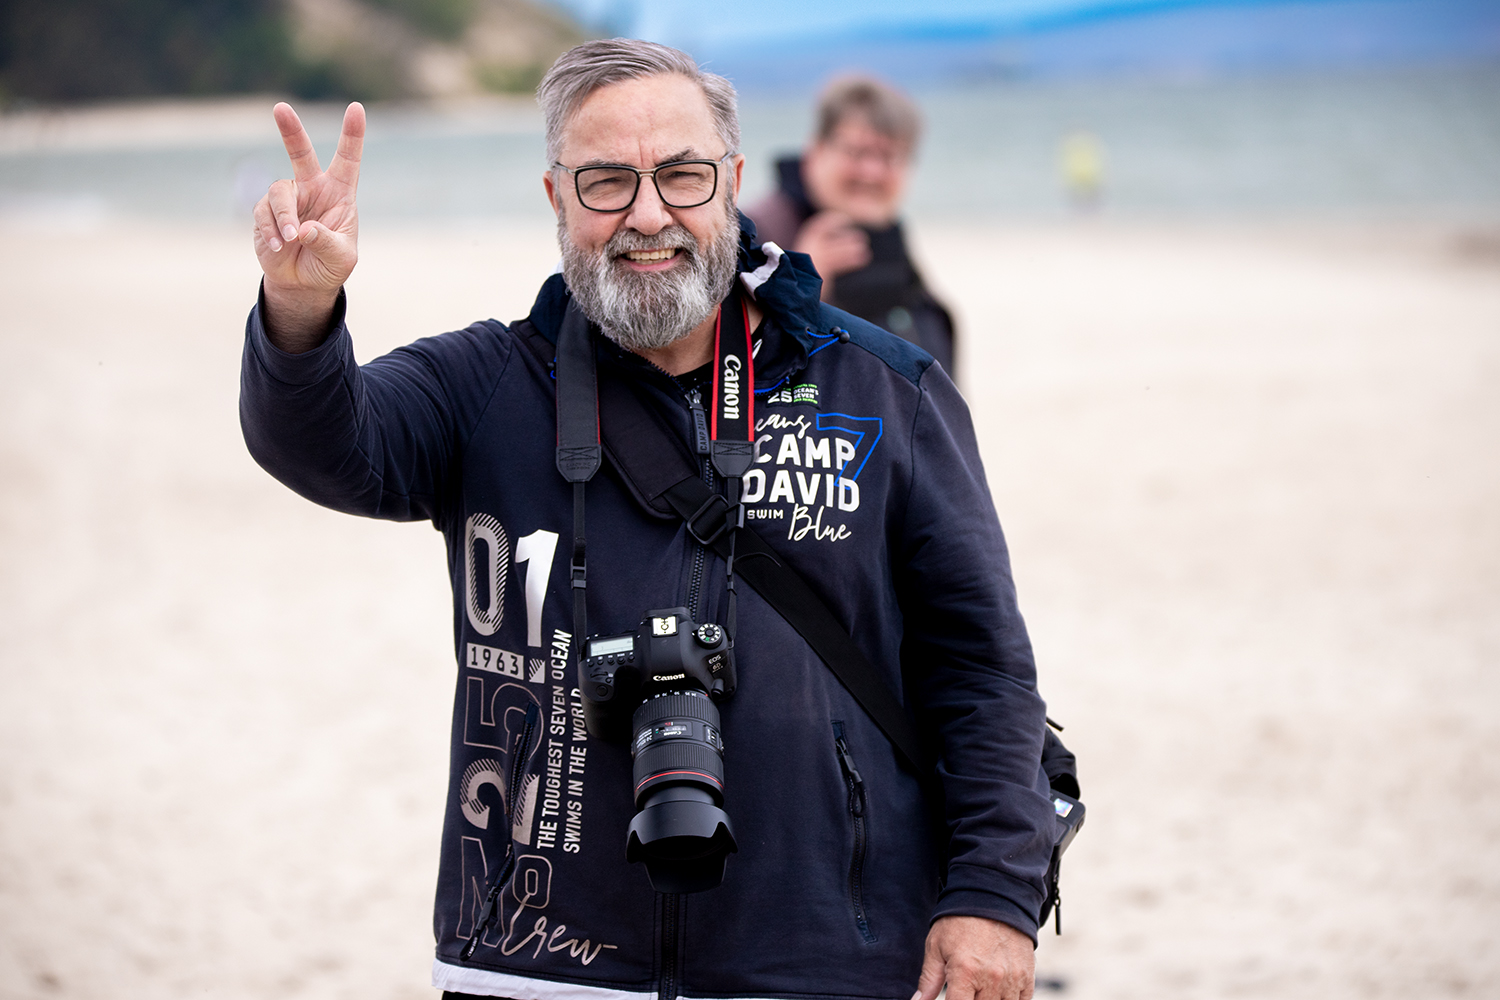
top-left (623, 175), bottom-right (673, 235)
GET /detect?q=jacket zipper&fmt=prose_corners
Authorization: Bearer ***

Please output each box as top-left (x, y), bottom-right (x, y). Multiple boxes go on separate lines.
top-left (506, 703), bottom-right (541, 823)
top-left (659, 891), bottom-right (683, 1000)
top-left (651, 378), bottom-right (709, 998)
top-left (462, 701), bottom-right (541, 960)
top-left (834, 722), bottom-right (876, 943)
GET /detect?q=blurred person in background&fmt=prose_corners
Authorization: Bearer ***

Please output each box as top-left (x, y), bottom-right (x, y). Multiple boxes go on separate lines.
top-left (745, 75), bottom-right (957, 376)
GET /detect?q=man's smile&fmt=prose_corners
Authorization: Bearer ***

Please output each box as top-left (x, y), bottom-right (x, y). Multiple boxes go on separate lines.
top-left (621, 247), bottom-right (681, 263)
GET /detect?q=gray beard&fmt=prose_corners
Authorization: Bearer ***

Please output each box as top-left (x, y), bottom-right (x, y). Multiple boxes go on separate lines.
top-left (559, 198), bottom-right (740, 353)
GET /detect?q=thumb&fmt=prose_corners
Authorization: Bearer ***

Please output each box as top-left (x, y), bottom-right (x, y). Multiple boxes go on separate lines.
top-left (296, 219), bottom-right (333, 249)
top-left (296, 220), bottom-right (356, 275)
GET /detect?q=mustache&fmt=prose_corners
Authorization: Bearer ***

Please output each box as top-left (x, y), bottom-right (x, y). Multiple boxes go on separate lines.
top-left (604, 225), bottom-right (699, 257)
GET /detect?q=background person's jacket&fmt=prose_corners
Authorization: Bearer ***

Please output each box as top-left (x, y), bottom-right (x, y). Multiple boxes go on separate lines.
top-left (745, 157), bottom-right (957, 375)
top-left (239, 220), bottom-right (1053, 1000)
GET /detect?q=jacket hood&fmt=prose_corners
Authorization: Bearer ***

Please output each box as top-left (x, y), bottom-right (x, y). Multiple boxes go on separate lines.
top-left (523, 213), bottom-right (831, 391)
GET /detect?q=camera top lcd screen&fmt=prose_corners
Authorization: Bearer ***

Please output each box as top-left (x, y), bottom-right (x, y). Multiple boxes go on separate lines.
top-left (590, 636), bottom-right (635, 657)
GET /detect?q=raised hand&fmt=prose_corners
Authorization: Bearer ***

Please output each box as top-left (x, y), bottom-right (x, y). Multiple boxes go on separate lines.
top-left (792, 210), bottom-right (872, 300)
top-left (252, 101), bottom-right (365, 353)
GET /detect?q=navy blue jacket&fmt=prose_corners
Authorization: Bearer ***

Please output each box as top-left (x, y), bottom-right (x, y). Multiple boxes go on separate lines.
top-left (240, 226), bottom-right (1055, 1000)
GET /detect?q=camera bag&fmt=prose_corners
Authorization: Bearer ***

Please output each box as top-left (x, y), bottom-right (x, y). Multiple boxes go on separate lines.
top-left (532, 300), bottom-right (1084, 931)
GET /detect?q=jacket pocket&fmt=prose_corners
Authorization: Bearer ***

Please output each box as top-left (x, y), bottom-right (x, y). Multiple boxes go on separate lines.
top-left (833, 721), bottom-right (877, 943)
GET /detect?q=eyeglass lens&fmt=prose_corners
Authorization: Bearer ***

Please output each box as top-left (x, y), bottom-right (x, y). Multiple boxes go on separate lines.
top-left (575, 162), bottom-right (718, 211)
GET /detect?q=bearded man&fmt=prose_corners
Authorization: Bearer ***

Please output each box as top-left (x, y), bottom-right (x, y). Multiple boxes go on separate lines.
top-left (241, 38), bottom-right (1056, 1000)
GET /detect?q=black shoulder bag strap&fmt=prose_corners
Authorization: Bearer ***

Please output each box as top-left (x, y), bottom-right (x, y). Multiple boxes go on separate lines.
top-left (554, 296), bottom-right (926, 776)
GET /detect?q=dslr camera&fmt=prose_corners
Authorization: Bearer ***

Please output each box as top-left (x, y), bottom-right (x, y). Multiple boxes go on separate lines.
top-left (580, 608), bottom-right (738, 893)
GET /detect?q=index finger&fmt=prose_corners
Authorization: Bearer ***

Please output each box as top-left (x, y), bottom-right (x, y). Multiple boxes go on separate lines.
top-left (326, 102), bottom-right (366, 189)
top-left (273, 102), bottom-right (322, 182)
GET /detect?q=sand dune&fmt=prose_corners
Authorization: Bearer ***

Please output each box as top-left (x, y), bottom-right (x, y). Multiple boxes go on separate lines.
top-left (1, 214), bottom-right (1497, 1000)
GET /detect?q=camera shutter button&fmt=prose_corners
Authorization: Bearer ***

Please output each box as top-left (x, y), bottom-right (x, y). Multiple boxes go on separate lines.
top-left (694, 623), bottom-right (723, 647)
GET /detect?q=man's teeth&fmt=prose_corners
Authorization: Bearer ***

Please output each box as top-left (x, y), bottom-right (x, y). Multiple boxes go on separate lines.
top-left (623, 248), bottom-right (677, 261)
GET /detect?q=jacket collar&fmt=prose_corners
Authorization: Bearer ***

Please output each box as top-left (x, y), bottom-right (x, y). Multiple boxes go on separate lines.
top-left (523, 213), bottom-right (829, 391)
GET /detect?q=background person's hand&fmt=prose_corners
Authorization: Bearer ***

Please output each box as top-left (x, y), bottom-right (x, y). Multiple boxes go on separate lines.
top-left (252, 101), bottom-right (365, 352)
top-left (792, 210), bottom-right (871, 297)
top-left (912, 915), bottom-right (1036, 1000)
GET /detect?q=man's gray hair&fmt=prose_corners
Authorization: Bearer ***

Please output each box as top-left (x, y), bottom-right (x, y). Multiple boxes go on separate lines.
top-left (537, 39), bottom-right (741, 165)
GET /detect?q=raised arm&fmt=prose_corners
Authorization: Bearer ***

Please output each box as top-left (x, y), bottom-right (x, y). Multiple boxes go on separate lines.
top-left (252, 102), bottom-right (365, 353)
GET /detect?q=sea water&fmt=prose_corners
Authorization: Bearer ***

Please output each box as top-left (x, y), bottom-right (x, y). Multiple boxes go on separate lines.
top-left (1, 62), bottom-right (1496, 226)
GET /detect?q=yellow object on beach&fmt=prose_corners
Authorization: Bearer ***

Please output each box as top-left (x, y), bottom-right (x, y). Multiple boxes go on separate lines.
top-left (1060, 130), bottom-right (1105, 208)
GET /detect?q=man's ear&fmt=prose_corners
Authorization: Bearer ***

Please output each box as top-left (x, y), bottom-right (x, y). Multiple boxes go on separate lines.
top-left (544, 169), bottom-right (561, 215)
top-left (730, 154), bottom-right (745, 200)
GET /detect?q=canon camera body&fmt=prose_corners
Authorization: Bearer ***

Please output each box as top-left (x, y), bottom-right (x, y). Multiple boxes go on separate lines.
top-left (580, 608), bottom-right (738, 893)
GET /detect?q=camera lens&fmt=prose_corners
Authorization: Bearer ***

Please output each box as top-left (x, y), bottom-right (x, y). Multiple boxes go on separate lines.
top-left (631, 691), bottom-right (724, 803)
top-left (626, 690), bottom-right (736, 893)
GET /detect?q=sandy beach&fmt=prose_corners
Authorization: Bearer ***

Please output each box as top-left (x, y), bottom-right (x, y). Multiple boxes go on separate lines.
top-left (1, 210), bottom-right (1497, 1000)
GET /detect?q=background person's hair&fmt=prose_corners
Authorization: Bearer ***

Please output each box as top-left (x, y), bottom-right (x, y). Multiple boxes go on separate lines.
top-left (537, 39), bottom-right (741, 166)
top-left (815, 75), bottom-right (923, 149)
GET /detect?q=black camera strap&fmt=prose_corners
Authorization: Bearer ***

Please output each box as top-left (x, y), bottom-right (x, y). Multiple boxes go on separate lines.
top-left (708, 289), bottom-right (754, 642)
top-left (554, 302), bottom-right (602, 646)
top-left (555, 289), bottom-right (755, 645)
top-left (553, 296), bottom-right (925, 776)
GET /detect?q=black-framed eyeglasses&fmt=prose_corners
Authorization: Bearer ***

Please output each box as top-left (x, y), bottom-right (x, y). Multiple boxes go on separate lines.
top-left (554, 153), bottom-right (735, 213)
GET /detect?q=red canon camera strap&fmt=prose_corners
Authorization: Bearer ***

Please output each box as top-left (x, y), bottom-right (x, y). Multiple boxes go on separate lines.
top-left (708, 288), bottom-right (755, 480)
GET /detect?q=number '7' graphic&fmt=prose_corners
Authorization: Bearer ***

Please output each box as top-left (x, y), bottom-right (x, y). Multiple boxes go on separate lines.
top-left (815, 413), bottom-right (883, 481)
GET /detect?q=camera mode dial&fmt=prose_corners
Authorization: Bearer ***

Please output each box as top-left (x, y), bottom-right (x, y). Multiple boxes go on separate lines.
top-left (694, 623), bottom-right (724, 647)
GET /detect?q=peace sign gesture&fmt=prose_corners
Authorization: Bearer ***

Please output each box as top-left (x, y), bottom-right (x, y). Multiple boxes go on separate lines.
top-left (252, 102), bottom-right (365, 352)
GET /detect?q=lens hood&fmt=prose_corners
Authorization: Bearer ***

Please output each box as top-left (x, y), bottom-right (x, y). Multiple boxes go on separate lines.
top-left (626, 790), bottom-right (737, 893)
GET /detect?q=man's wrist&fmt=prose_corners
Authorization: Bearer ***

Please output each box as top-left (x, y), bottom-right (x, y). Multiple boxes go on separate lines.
top-left (933, 882), bottom-right (1042, 945)
top-left (261, 280), bottom-right (342, 354)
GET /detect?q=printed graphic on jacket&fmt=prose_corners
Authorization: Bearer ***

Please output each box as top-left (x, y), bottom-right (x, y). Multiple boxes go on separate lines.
top-left (455, 514), bottom-right (618, 967)
top-left (745, 410), bottom-right (882, 543)
top-left (765, 382), bottom-right (819, 407)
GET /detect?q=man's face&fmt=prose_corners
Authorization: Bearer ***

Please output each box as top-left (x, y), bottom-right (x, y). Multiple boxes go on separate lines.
top-left (801, 115), bottom-right (912, 228)
top-left (545, 73), bottom-right (745, 352)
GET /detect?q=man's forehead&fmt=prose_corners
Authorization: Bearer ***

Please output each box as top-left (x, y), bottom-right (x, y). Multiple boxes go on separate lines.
top-left (559, 73), bottom-right (722, 165)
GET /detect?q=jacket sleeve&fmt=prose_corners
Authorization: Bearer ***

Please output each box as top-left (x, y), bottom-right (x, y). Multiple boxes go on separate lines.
top-left (897, 364), bottom-right (1055, 942)
top-left (238, 287), bottom-right (513, 522)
